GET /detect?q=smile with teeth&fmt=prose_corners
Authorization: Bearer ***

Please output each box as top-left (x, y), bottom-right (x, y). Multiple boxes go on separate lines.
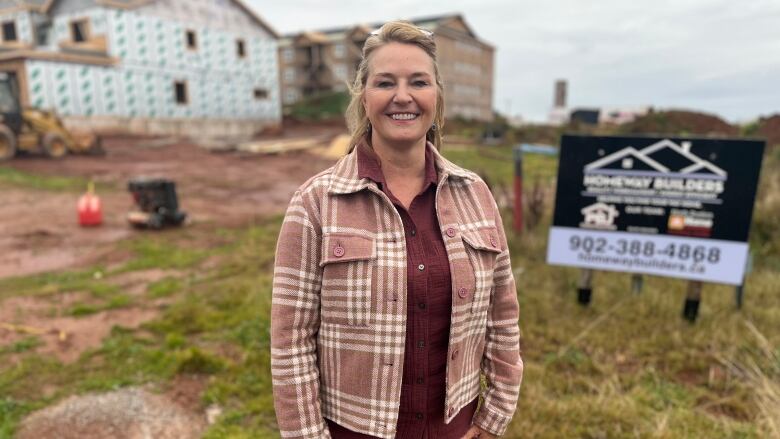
top-left (389, 113), bottom-right (418, 120)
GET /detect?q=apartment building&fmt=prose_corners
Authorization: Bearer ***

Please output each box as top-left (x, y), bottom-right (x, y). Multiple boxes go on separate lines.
top-left (279, 14), bottom-right (495, 121)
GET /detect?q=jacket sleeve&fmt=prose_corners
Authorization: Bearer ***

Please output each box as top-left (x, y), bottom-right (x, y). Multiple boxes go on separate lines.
top-left (472, 196), bottom-right (523, 437)
top-left (270, 188), bottom-right (331, 439)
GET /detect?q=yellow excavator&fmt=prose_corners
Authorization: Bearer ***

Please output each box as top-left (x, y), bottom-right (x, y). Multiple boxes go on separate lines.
top-left (0, 71), bottom-right (102, 161)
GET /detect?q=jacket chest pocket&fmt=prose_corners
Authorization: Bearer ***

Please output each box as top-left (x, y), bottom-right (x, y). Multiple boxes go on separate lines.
top-left (461, 227), bottom-right (501, 315)
top-left (320, 233), bottom-right (376, 327)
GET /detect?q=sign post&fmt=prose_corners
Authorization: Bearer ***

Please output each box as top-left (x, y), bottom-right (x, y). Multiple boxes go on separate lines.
top-left (513, 145), bottom-right (524, 233)
top-left (631, 274), bottom-right (644, 295)
top-left (547, 135), bottom-right (765, 315)
top-left (735, 251), bottom-right (753, 309)
top-left (578, 269), bottom-right (593, 305)
top-left (683, 281), bottom-right (703, 322)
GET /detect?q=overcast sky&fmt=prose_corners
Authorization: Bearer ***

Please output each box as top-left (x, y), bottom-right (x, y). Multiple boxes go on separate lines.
top-left (246, 0), bottom-right (780, 123)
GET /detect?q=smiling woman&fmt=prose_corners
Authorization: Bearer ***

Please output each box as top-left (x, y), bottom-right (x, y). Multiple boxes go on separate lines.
top-left (346, 22), bottom-right (445, 153)
top-left (361, 43), bottom-right (437, 157)
top-left (271, 21), bottom-right (523, 439)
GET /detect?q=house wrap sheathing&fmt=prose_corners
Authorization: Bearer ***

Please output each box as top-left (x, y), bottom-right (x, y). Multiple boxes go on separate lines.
top-left (0, 0), bottom-right (281, 136)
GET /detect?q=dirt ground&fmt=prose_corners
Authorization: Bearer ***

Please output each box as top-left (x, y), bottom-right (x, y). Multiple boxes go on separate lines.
top-left (0, 268), bottom-right (179, 363)
top-left (0, 129), bottom-right (340, 279)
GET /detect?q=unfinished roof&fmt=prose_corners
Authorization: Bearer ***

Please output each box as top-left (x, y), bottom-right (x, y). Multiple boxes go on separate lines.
top-left (282, 14), bottom-right (489, 47)
top-left (0, 0), bottom-right (50, 10)
top-left (0, 0), bottom-right (278, 38)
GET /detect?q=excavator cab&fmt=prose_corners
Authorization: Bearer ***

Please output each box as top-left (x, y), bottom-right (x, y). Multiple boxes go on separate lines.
top-left (0, 71), bottom-right (22, 159)
top-left (0, 70), bottom-right (103, 161)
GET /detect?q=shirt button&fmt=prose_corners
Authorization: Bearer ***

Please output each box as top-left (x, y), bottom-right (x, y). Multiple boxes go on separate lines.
top-left (451, 349), bottom-right (459, 360)
top-left (417, 340), bottom-right (425, 348)
top-left (490, 235), bottom-right (497, 247)
top-left (333, 246), bottom-right (345, 257)
top-left (418, 264), bottom-right (425, 271)
top-left (446, 227), bottom-right (456, 238)
top-left (415, 412), bottom-right (424, 420)
top-left (418, 302), bottom-right (426, 310)
top-left (457, 287), bottom-right (468, 298)
top-left (448, 407), bottom-right (455, 417)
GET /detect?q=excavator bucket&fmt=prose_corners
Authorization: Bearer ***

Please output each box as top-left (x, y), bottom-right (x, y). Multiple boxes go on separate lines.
top-left (72, 131), bottom-right (105, 155)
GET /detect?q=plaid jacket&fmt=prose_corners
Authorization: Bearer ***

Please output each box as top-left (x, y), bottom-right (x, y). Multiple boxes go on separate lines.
top-left (271, 144), bottom-right (523, 438)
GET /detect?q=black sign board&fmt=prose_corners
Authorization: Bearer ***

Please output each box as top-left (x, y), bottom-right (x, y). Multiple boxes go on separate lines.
top-left (547, 135), bottom-right (765, 285)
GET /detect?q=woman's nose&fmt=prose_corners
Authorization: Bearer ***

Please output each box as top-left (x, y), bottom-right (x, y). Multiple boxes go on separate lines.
top-left (393, 83), bottom-right (413, 104)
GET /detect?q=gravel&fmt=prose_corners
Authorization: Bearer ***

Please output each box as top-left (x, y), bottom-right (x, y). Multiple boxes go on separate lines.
top-left (16, 387), bottom-right (206, 439)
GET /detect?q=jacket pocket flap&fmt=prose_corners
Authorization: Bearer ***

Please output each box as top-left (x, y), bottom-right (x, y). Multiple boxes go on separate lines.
top-left (321, 233), bottom-right (376, 266)
top-left (461, 227), bottom-right (502, 253)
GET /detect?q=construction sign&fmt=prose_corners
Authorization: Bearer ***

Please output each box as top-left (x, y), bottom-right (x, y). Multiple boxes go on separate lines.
top-left (547, 135), bottom-right (765, 285)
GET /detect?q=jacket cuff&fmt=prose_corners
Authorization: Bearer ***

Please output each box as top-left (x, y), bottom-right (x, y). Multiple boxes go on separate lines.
top-left (472, 404), bottom-right (512, 437)
top-left (285, 422), bottom-right (331, 439)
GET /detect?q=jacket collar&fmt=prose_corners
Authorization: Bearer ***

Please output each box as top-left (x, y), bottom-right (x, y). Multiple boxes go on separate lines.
top-left (328, 138), bottom-right (475, 195)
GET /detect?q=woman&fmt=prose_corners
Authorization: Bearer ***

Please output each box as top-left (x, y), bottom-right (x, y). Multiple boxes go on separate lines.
top-left (271, 21), bottom-right (523, 439)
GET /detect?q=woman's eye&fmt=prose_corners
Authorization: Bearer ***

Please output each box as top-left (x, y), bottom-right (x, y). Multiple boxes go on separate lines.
top-left (413, 80), bottom-right (430, 87)
top-left (376, 81), bottom-right (393, 88)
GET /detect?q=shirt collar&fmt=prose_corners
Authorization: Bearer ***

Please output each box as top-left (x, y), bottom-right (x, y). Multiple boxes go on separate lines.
top-left (328, 136), bottom-right (474, 195)
top-left (356, 138), bottom-right (439, 188)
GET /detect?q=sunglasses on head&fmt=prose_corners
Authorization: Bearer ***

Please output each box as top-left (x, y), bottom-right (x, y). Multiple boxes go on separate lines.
top-left (369, 27), bottom-right (434, 37)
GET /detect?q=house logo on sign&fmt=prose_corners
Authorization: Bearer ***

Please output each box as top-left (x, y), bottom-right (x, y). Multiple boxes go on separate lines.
top-left (580, 202), bottom-right (619, 230)
top-left (584, 139), bottom-right (727, 178)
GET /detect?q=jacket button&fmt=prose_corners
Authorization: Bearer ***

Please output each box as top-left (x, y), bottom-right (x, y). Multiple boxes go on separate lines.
top-left (451, 349), bottom-right (458, 360)
top-left (415, 412), bottom-right (424, 420)
top-left (489, 235), bottom-right (497, 247)
top-left (333, 246), bottom-right (345, 257)
top-left (457, 287), bottom-right (468, 298)
top-left (446, 227), bottom-right (456, 237)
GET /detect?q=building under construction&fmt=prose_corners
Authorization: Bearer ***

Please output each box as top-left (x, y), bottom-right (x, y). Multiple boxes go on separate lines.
top-left (279, 14), bottom-right (495, 122)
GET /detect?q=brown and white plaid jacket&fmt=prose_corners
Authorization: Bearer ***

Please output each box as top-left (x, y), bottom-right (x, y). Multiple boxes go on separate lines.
top-left (271, 143), bottom-right (523, 438)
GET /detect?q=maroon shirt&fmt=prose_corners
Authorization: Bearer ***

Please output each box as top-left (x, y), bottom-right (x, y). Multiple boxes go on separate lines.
top-left (325, 143), bottom-right (477, 438)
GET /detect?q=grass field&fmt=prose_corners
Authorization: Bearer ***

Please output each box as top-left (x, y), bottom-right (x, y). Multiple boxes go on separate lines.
top-left (1, 145), bottom-right (778, 438)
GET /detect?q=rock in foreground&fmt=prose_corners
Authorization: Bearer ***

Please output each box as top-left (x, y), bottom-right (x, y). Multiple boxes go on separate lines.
top-left (16, 388), bottom-right (206, 439)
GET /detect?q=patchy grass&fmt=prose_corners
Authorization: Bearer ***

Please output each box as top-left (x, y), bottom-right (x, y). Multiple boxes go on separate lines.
top-left (146, 277), bottom-right (182, 299)
top-left (0, 167), bottom-right (113, 192)
top-left (0, 337), bottom-right (42, 355)
top-left (0, 219), bottom-right (283, 437)
top-left (117, 235), bottom-right (210, 272)
top-left (66, 294), bottom-right (133, 316)
top-left (443, 144), bottom-right (558, 187)
top-left (0, 397), bottom-right (30, 439)
top-left (0, 146), bottom-right (778, 438)
top-left (0, 269), bottom-right (119, 301)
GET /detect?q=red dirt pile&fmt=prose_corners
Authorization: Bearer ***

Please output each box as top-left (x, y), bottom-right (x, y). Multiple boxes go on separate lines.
top-left (755, 114), bottom-right (780, 147)
top-left (618, 110), bottom-right (738, 137)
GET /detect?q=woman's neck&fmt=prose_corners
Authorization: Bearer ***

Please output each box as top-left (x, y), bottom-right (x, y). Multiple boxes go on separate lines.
top-left (369, 135), bottom-right (427, 181)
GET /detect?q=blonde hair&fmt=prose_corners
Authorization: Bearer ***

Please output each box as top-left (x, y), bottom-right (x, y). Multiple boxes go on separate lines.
top-left (345, 20), bottom-right (445, 151)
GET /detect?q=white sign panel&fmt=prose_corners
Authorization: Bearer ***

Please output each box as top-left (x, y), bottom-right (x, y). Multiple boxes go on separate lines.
top-left (547, 227), bottom-right (749, 285)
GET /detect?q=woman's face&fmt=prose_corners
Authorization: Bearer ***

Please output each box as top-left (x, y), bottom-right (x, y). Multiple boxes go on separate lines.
top-left (363, 42), bottom-right (437, 149)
